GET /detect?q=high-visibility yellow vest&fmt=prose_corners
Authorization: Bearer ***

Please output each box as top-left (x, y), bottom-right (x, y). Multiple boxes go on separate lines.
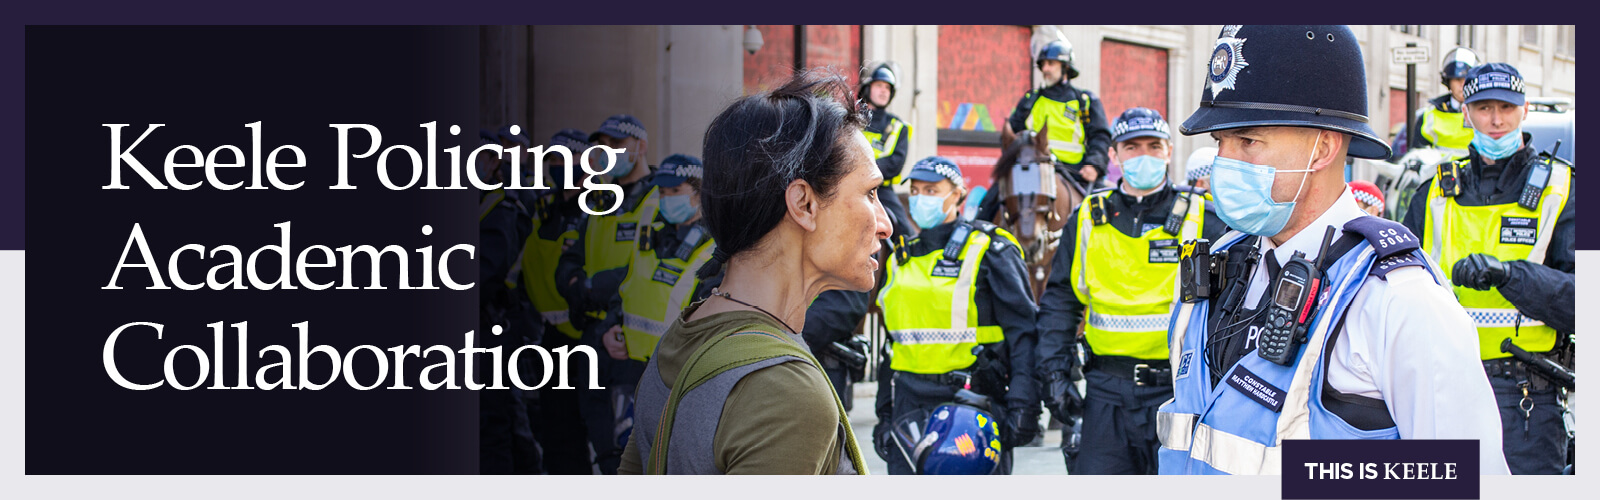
top-left (1070, 190), bottom-right (1205, 360)
top-left (877, 224), bottom-right (1022, 374)
top-left (862, 116), bottom-right (910, 186)
top-left (1024, 94), bottom-right (1090, 165)
top-left (617, 226), bottom-right (718, 361)
top-left (578, 185), bottom-right (661, 322)
top-left (1420, 107), bottom-right (1473, 159)
top-left (521, 210), bottom-right (582, 339)
top-left (1423, 158), bottom-right (1571, 359)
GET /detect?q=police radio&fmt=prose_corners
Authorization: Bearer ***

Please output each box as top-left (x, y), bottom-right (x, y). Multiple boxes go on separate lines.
top-left (1257, 226), bottom-right (1336, 366)
top-left (672, 226), bottom-right (706, 261)
top-left (1179, 239), bottom-right (1213, 303)
top-left (1164, 192), bottom-right (1192, 235)
top-left (944, 222), bottom-right (974, 261)
top-left (1438, 160), bottom-right (1463, 197)
top-left (1519, 140), bottom-right (1560, 211)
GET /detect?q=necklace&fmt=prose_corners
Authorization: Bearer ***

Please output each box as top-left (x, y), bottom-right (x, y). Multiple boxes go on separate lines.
top-left (710, 288), bottom-right (799, 335)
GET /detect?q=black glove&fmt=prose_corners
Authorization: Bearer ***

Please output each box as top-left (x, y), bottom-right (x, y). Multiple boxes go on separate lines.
top-left (1003, 405), bottom-right (1040, 447)
top-left (872, 420), bottom-right (896, 461)
top-left (1045, 371), bottom-right (1085, 423)
top-left (1452, 253), bottom-right (1510, 291)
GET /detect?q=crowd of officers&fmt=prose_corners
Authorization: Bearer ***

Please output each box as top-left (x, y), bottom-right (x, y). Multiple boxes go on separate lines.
top-left (479, 26), bottom-right (1574, 475)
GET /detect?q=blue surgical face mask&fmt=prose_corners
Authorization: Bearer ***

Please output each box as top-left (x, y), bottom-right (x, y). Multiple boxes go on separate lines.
top-left (596, 148), bottom-right (635, 179)
top-left (909, 193), bottom-right (954, 229)
top-left (1120, 155), bottom-right (1168, 190)
top-left (1210, 133), bottom-right (1320, 236)
top-left (1471, 128), bottom-right (1523, 160)
top-left (659, 193), bottom-right (697, 224)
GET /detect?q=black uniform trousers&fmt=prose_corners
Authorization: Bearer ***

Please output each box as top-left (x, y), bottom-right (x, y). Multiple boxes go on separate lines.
top-left (1071, 367), bottom-right (1171, 475)
top-left (1488, 367), bottom-right (1568, 474)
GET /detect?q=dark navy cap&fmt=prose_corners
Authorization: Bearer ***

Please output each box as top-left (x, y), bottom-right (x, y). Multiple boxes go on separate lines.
top-left (652, 154), bottom-right (703, 188)
top-left (1180, 25), bottom-right (1390, 160)
top-left (904, 156), bottom-right (964, 186)
top-left (548, 128), bottom-right (588, 151)
top-left (1463, 63), bottom-right (1526, 106)
top-left (497, 125), bottom-right (531, 148)
top-left (1111, 107), bottom-right (1171, 143)
top-left (589, 114), bottom-right (648, 142)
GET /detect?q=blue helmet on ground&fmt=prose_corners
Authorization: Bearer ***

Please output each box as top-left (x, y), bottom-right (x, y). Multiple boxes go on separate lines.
top-left (890, 389), bottom-right (1002, 475)
top-left (1111, 107), bottom-right (1171, 144)
top-left (1180, 25), bottom-right (1391, 160)
top-left (1440, 47), bottom-right (1480, 85)
top-left (1035, 39), bottom-right (1079, 79)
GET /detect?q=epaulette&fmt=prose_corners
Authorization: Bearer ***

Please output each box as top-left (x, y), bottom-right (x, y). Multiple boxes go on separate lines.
top-left (1342, 216), bottom-right (1424, 280)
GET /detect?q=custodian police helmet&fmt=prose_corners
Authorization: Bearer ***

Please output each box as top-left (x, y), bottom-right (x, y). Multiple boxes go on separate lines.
top-left (1180, 25), bottom-right (1391, 160)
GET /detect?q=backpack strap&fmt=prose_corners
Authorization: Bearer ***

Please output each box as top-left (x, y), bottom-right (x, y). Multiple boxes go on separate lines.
top-left (646, 322), bottom-right (868, 474)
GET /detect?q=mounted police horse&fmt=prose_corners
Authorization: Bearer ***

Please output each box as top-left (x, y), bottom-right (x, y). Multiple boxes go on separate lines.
top-left (991, 123), bottom-right (1084, 299)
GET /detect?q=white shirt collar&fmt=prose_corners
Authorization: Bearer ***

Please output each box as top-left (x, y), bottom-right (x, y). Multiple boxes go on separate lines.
top-left (1260, 186), bottom-right (1365, 266)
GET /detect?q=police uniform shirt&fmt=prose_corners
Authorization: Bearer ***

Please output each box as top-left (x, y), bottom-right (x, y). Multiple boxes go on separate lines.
top-left (1235, 188), bottom-right (1509, 474)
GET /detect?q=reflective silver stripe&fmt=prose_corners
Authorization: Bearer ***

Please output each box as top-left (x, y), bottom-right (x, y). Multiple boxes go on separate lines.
top-left (1087, 312), bottom-right (1171, 333)
top-left (950, 232), bottom-right (989, 330)
top-left (668, 242), bottom-right (716, 313)
top-left (1528, 164), bottom-right (1569, 266)
top-left (540, 309), bottom-right (570, 325)
top-left (623, 313), bottom-right (670, 337)
top-left (1191, 423), bottom-right (1282, 475)
top-left (889, 328), bottom-right (979, 345)
top-left (1429, 181), bottom-right (1450, 267)
top-left (1465, 308), bottom-right (1545, 328)
top-left (1048, 139), bottom-right (1084, 154)
top-left (1157, 403), bottom-right (1195, 452)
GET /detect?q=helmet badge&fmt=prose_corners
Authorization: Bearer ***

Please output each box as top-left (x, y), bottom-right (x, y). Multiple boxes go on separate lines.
top-left (1207, 25), bottom-right (1249, 97)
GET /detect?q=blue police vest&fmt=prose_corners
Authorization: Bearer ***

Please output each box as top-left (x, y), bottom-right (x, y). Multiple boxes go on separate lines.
top-left (1155, 218), bottom-right (1446, 475)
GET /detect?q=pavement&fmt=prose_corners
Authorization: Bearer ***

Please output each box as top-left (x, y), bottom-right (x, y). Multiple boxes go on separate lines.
top-left (846, 381), bottom-right (1070, 475)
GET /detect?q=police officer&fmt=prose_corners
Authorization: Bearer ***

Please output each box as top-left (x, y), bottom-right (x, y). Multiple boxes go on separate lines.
top-left (554, 114), bottom-right (658, 474)
top-left (1394, 48), bottom-right (1481, 160)
top-left (1158, 25), bottom-right (1507, 475)
top-left (478, 128), bottom-right (540, 474)
top-left (599, 154), bottom-right (722, 363)
top-left (872, 156), bottom-right (1040, 475)
top-left (1401, 62), bottom-right (1574, 475)
top-left (522, 128), bottom-right (599, 474)
top-left (1006, 38), bottom-right (1112, 189)
top-left (861, 62), bottom-right (916, 238)
top-left (1036, 107), bottom-right (1226, 474)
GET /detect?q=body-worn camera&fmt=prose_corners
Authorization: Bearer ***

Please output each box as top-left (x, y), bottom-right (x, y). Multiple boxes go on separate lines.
top-left (1180, 238), bottom-right (1214, 303)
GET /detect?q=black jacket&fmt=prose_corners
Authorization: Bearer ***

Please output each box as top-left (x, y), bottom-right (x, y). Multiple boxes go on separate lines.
top-left (1402, 136), bottom-right (1575, 336)
top-left (1035, 183), bottom-right (1228, 374)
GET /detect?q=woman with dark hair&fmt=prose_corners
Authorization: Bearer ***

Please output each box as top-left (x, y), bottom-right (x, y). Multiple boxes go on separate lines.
top-left (618, 70), bottom-right (892, 474)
